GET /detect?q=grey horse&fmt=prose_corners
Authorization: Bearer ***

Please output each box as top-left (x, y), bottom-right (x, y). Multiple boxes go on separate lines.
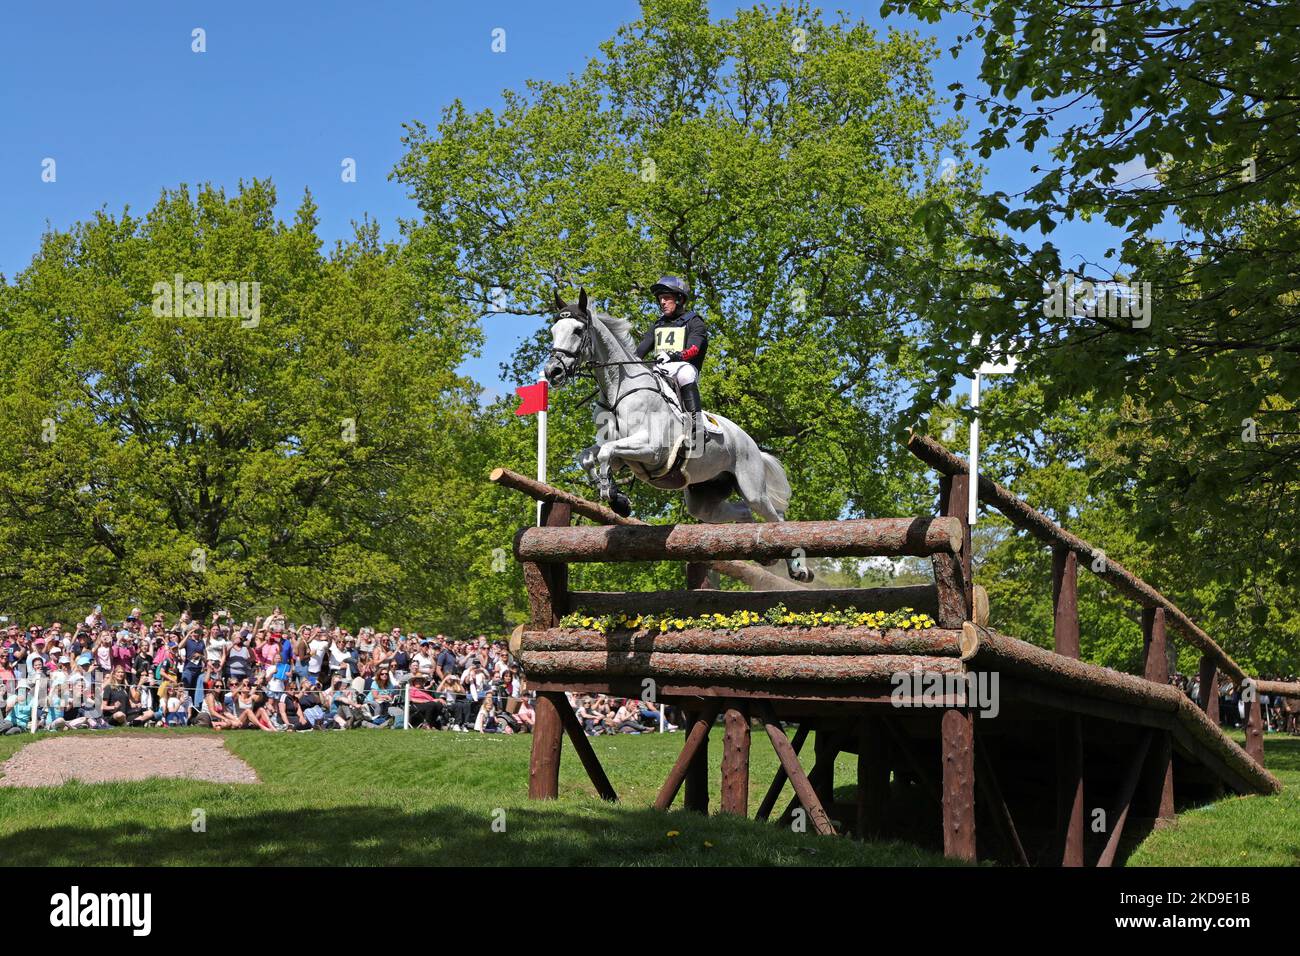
top-left (542, 290), bottom-right (812, 582)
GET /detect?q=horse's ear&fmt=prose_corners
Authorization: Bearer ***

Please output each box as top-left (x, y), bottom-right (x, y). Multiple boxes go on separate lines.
top-left (553, 290), bottom-right (564, 312)
top-left (578, 288), bottom-right (588, 312)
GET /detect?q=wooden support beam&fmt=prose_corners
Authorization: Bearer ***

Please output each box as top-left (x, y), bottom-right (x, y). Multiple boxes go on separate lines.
top-left (941, 709), bottom-right (977, 861)
top-left (1142, 607), bottom-right (1169, 683)
top-left (553, 690), bottom-right (617, 802)
top-left (813, 727), bottom-right (838, 815)
top-left (1198, 655), bottom-right (1220, 725)
top-left (973, 732), bottom-right (1029, 866)
top-left (490, 466), bottom-right (808, 591)
top-left (858, 717), bottom-right (890, 840)
top-left (1245, 695), bottom-right (1265, 768)
top-left (514, 516), bottom-right (965, 563)
top-left (655, 704), bottom-right (719, 811)
top-left (685, 561), bottom-right (714, 591)
top-left (564, 584), bottom-right (945, 620)
top-left (879, 715), bottom-right (942, 805)
top-left (518, 650), bottom-right (963, 684)
top-left (932, 475), bottom-right (973, 626)
top-left (1140, 607), bottom-right (1175, 820)
top-left (528, 691), bottom-right (564, 800)
top-left (720, 703), bottom-right (751, 815)
top-left (1097, 731), bottom-right (1154, 868)
top-left (683, 709), bottom-right (710, 813)
top-left (756, 723), bottom-right (808, 822)
top-left (1139, 729), bottom-right (1176, 825)
top-left (906, 432), bottom-right (1244, 682)
top-left (522, 501), bottom-right (572, 629)
top-left (757, 703), bottom-right (836, 836)
top-left (1052, 545), bottom-right (1079, 659)
top-left (1057, 715), bottom-right (1085, 867)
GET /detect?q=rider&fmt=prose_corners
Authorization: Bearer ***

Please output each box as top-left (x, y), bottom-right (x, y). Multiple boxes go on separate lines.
top-left (634, 275), bottom-right (709, 450)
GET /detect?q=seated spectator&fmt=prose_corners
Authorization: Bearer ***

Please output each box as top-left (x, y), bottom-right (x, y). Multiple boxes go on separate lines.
top-left (474, 695), bottom-right (510, 734)
top-left (406, 676), bottom-right (443, 729)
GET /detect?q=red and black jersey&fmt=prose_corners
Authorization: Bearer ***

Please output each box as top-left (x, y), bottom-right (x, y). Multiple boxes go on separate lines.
top-left (635, 309), bottom-right (708, 370)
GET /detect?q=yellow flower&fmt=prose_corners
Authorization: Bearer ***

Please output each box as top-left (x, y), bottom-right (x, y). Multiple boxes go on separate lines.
top-left (667, 830), bottom-right (680, 838)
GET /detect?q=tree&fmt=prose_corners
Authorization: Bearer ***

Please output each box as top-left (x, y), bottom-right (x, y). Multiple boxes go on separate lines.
top-left (881, 0), bottom-right (1300, 669)
top-left (394, 0), bottom-right (984, 549)
top-left (0, 180), bottom-right (483, 627)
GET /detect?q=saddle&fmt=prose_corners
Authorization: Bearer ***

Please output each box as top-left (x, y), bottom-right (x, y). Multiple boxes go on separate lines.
top-left (629, 370), bottom-right (724, 489)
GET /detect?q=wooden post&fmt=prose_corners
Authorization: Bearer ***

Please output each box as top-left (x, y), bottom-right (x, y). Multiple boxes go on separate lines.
top-left (756, 723), bottom-right (808, 822)
top-left (934, 475), bottom-right (973, 625)
top-left (655, 704), bottom-right (718, 811)
top-left (721, 702), bottom-right (751, 815)
top-left (1142, 607), bottom-right (1169, 683)
top-left (1052, 545), bottom-right (1079, 659)
top-left (1245, 693), bottom-right (1265, 767)
top-left (858, 717), bottom-right (889, 840)
top-left (973, 734), bottom-right (1029, 866)
top-left (940, 709), bottom-right (976, 861)
top-left (1143, 731), bottom-right (1176, 823)
top-left (812, 727), bottom-right (837, 814)
top-left (1057, 715), bottom-right (1084, 866)
top-left (1141, 607), bottom-right (1175, 820)
top-left (685, 562), bottom-right (714, 591)
top-left (554, 691), bottom-right (617, 802)
top-left (1198, 655), bottom-right (1220, 725)
top-left (757, 703), bottom-right (836, 836)
top-left (683, 708), bottom-right (712, 813)
top-left (524, 503), bottom-right (572, 801)
top-left (528, 691), bottom-right (564, 800)
top-left (1097, 731), bottom-right (1153, 868)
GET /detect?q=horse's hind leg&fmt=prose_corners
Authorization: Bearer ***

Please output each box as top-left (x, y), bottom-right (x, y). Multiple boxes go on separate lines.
top-left (732, 455), bottom-right (813, 582)
top-left (684, 484), bottom-right (753, 524)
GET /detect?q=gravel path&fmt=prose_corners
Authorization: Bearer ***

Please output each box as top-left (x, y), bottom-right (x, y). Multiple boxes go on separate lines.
top-left (0, 734), bottom-right (259, 787)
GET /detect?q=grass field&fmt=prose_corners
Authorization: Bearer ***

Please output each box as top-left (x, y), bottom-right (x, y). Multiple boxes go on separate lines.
top-left (0, 727), bottom-right (1293, 866)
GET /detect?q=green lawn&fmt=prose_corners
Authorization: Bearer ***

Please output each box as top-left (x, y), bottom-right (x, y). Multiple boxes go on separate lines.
top-left (1126, 731), bottom-right (1300, 867)
top-left (0, 728), bottom-right (950, 866)
top-left (0, 727), bottom-right (1291, 866)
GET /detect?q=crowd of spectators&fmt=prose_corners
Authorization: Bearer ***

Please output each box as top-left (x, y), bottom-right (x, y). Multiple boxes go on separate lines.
top-left (0, 605), bottom-right (528, 734)
top-left (0, 605), bottom-right (684, 737)
top-left (1171, 672), bottom-right (1299, 733)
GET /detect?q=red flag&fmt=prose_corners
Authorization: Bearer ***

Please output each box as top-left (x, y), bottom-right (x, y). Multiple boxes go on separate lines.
top-left (514, 380), bottom-right (548, 416)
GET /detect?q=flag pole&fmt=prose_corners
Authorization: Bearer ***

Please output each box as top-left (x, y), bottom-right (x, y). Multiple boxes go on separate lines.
top-left (536, 376), bottom-right (547, 527)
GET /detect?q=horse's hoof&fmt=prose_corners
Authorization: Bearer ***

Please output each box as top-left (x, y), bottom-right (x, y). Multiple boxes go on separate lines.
top-left (611, 493), bottom-right (632, 518)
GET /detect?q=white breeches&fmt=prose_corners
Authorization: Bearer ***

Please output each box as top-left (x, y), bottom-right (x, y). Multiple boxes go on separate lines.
top-left (661, 361), bottom-right (698, 386)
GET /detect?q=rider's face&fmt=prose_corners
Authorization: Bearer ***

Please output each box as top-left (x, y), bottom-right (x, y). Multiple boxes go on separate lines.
top-left (657, 293), bottom-right (679, 316)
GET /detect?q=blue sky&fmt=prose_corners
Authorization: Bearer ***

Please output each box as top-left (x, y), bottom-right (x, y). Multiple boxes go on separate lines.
top-left (0, 0), bottom-right (1127, 399)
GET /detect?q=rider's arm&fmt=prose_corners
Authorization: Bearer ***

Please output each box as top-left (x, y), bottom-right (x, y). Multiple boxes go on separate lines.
top-left (680, 313), bottom-right (707, 361)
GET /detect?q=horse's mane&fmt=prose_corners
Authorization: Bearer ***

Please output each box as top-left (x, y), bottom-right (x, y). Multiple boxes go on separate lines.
top-left (592, 311), bottom-right (639, 356)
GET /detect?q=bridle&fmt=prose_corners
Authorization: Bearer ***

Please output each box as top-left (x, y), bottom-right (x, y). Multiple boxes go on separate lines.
top-left (548, 307), bottom-right (683, 423)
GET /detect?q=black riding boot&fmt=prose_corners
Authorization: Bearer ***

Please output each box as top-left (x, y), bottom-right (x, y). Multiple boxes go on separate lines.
top-left (680, 382), bottom-right (707, 450)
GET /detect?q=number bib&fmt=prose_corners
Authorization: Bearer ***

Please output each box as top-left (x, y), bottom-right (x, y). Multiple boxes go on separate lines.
top-left (654, 326), bottom-right (686, 352)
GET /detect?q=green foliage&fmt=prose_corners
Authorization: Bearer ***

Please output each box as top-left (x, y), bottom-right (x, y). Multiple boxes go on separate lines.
top-left (881, 0), bottom-right (1300, 675)
top-left (394, 0), bottom-right (982, 553)
top-left (0, 181), bottom-right (484, 630)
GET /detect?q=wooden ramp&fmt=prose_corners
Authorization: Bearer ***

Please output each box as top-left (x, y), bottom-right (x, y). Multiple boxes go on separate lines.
top-left (492, 457), bottom-right (1282, 867)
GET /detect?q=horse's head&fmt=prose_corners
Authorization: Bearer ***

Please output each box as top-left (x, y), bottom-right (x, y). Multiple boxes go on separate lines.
top-left (543, 288), bottom-right (591, 388)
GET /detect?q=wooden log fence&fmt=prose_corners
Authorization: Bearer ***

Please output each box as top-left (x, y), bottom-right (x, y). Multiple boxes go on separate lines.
top-left (514, 516), bottom-right (964, 564)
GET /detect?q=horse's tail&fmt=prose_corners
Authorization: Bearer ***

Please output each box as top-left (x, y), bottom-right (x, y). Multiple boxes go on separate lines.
top-left (760, 451), bottom-right (792, 516)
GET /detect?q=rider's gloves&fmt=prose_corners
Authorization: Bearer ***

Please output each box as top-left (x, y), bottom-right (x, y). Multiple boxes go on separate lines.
top-left (654, 350), bottom-right (671, 364)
